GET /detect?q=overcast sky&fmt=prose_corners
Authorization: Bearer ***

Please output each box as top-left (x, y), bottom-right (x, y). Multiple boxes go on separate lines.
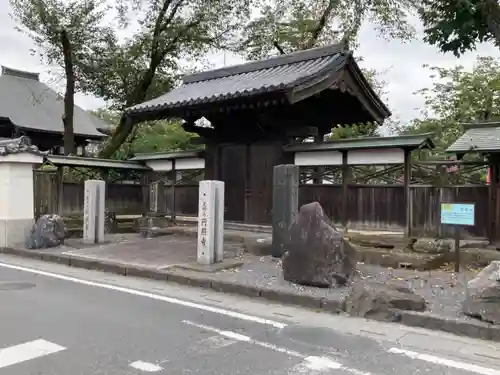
top-left (2, 1), bottom-right (500, 127)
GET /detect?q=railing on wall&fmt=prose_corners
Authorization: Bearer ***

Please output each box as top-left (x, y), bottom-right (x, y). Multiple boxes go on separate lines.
top-left (34, 170), bottom-right (490, 239)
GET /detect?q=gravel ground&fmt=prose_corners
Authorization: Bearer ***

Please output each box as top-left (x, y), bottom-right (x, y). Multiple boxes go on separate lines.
top-left (207, 255), bottom-right (478, 319)
top-left (24, 233), bottom-right (480, 321)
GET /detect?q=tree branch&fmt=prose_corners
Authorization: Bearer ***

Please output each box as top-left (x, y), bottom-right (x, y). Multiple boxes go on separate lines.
top-left (273, 40), bottom-right (285, 54)
top-left (480, 0), bottom-right (500, 45)
top-left (161, 0), bottom-right (186, 33)
top-left (307, 0), bottom-right (338, 49)
top-left (151, 0), bottom-right (175, 56)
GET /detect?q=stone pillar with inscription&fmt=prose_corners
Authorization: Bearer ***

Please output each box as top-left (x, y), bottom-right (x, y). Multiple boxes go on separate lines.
top-left (149, 180), bottom-right (166, 214)
top-left (213, 180), bottom-right (225, 262)
top-left (147, 180), bottom-right (165, 232)
top-left (272, 165), bottom-right (299, 258)
top-left (83, 179), bottom-right (106, 244)
top-left (197, 180), bottom-right (225, 265)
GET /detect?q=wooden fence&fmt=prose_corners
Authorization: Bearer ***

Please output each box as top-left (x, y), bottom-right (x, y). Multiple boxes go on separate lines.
top-left (34, 171), bottom-right (489, 238)
top-left (34, 171), bottom-right (145, 217)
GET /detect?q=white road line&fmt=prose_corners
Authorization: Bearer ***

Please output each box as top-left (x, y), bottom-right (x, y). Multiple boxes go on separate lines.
top-left (287, 357), bottom-right (342, 374)
top-left (182, 320), bottom-right (372, 375)
top-left (129, 360), bottom-right (163, 372)
top-left (190, 335), bottom-right (238, 355)
top-left (0, 339), bottom-right (66, 369)
top-left (388, 347), bottom-right (500, 375)
top-left (183, 320), bottom-right (301, 357)
top-left (0, 262), bottom-right (286, 329)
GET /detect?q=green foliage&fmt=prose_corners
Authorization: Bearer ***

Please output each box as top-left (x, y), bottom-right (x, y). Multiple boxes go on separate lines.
top-left (328, 122), bottom-right (378, 140)
top-left (419, 0), bottom-right (500, 56)
top-left (11, 0), bottom-right (252, 108)
top-left (10, 0), bottom-right (116, 90)
top-left (237, 0), bottom-right (401, 139)
top-left (11, 0), bottom-right (253, 157)
top-left (91, 109), bottom-right (201, 160)
top-left (91, 108), bottom-right (120, 126)
top-left (112, 120), bottom-right (202, 160)
top-left (238, 0), bottom-right (417, 60)
top-left (399, 56), bottom-right (500, 156)
top-left (11, 0), bottom-right (406, 154)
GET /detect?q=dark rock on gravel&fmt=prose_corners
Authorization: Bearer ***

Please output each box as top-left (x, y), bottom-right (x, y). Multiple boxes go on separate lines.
top-left (282, 202), bottom-right (356, 288)
top-left (344, 280), bottom-right (427, 322)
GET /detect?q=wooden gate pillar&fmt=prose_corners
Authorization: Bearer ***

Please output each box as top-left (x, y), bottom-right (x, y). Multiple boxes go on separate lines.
top-left (488, 154), bottom-right (499, 244)
top-left (403, 149), bottom-right (412, 238)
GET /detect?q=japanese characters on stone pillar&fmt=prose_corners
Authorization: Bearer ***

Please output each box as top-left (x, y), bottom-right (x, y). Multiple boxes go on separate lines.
top-left (83, 180), bottom-right (106, 244)
top-left (197, 180), bottom-right (224, 265)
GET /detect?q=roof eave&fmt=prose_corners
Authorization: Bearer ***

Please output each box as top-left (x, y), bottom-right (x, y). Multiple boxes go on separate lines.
top-left (129, 150), bottom-right (203, 161)
top-left (286, 54), bottom-right (348, 104)
top-left (283, 133), bottom-right (434, 152)
top-left (445, 146), bottom-right (492, 154)
top-left (284, 54), bottom-right (391, 125)
top-left (13, 124), bottom-right (107, 140)
top-left (346, 56), bottom-right (391, 122)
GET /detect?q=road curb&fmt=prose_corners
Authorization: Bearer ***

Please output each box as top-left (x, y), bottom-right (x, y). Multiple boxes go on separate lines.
top-left (2, 247), bottom-right (498, 342)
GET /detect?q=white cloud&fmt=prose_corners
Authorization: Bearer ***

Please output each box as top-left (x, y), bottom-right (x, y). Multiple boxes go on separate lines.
top-left (2, 0), bottom-right (499, 125)
top-left (355, 15), bottom-right (500, 124)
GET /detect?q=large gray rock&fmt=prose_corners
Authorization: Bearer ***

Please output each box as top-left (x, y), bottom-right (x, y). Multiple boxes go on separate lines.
top-left (26, 214), bottom-right (66, 249)
top-left (344, 281), bottom-right (427, 322)
top-left (282, 202), bottom-right (356, 287)
top-left (463, 261), bottom-right (500, 324)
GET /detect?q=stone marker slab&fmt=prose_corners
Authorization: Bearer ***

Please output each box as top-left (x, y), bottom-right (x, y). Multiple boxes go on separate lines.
top-left (272, 164), bottom-right (299, 258)
top-left (83, 180), bottom-right (105, 244)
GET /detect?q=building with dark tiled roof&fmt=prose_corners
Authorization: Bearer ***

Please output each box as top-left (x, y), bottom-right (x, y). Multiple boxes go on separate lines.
top-left (0, 66), bottom-right (107, 154)
top-left (124, 43), bottom-right (392, 224)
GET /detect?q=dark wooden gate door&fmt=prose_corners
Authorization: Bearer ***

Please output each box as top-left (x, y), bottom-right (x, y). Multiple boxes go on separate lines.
top-left (247, 142), bottom-right (285, 224)
top-left (220, 144), bottom-right (246, 222)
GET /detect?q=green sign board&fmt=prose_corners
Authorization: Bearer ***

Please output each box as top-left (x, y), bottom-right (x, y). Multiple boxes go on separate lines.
top-left (440, 203), bottom-right (475, 226)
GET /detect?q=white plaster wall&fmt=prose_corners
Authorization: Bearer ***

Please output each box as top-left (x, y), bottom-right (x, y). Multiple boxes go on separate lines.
top-left (0, 163), bottom-right (35, 220)
top-left (0, 164), bottom-right (9, 219)
top-left (294, 151), bottom-right (343, 166)
top-left (145, 160), bottom-right (173, 172)
top-left (347, 148), bottom-right (404, 165)
top-left (145, 158), bottom-right (205, 171)
top-left (176, 158), bottom-right (205, 170)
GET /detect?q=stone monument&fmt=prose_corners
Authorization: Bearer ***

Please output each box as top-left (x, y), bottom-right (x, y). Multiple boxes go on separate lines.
top-left (197, 180), bottom-right (224, 265)
top-left (282, 202), bottom-right (356, 287)
top-left (83, 179), bottom-right (106, 244)
top-left (272, 165), bottom-right (299, 258)
top-left (0, 137), bottom-right (45, 247)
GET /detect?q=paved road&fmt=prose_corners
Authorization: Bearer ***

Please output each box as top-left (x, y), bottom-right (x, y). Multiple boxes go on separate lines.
top-left (0, 254), bottom-right (499, 375)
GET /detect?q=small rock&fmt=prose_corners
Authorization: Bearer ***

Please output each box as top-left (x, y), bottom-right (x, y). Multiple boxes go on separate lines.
top-left (26, 214), bottom-right (66, 249)
top-left (243, 237), bottom-right (273, 256)
top-left (344, 280), bottom-right (427, 322)
top-left (282, 202), bottom-right (356, 288)
top-left (413, 238), bottom-right (452, 254)
top-left (462, 261), bottom-right (500, 324)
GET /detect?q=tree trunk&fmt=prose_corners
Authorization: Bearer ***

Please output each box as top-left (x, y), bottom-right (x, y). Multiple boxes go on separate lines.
top-left (97, 12), bottom-right (202, 159)
top-left (307, 0), bottom-right (338, 49)
top-left (61, 29), bottom-right (75, 156)
top-left (98, 63), bottom-right (159, 158)
top-left (482, 0), bottom-right (500, 47)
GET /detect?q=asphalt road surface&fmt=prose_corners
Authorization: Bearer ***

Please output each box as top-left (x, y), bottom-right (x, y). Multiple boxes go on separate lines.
top-left (0, 254), bottom-right (499, 375)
